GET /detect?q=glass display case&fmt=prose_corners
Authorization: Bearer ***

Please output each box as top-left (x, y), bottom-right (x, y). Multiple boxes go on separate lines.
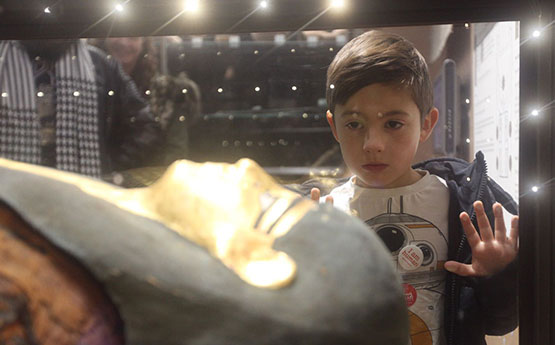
top-left (0, 1), bottom-right (553, 344)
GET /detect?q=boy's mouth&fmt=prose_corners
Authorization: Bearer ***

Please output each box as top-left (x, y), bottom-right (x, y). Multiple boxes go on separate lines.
top-left (361, 164), bottom-right (388, 172)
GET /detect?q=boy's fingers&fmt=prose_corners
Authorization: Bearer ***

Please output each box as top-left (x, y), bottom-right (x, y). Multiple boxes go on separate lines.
top-left (325, 195), bottom-right (334, 205)
top-left (474, 201), bottom-right (494, 242)
top-left (493, 203), bottom-right (506, 243)
top-left (509, 216), bottom-right (519, 248)
top-left (310, 188), bottom-right (321, 202)
top-left (460, 212), bottom-right (481, 248)
top-left (444, 261), bottom-right (477, 277)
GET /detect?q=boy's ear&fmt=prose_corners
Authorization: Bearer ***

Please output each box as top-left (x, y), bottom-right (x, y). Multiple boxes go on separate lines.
top-left (419, 107), bottom-right (439, 142)
top-left (326, 110), bottom-right (339, 142)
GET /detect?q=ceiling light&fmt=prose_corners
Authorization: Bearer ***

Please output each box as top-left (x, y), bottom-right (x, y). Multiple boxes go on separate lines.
top-left (330, 0), bottom-right (345, 9)
top-left (184, 0), bottom-right (199, 13)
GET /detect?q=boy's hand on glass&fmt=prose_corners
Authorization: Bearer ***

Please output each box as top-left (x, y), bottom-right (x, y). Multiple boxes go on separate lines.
top-left (444, 201), bottom-right (519, 277)
top-left (310, 188), bottom-right (333, 205)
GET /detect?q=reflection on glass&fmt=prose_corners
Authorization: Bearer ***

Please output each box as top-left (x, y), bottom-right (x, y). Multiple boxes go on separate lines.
top-left (165, 31), bottom-right (347, 182)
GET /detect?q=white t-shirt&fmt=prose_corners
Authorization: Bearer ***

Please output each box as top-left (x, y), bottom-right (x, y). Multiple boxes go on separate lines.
top-left (323, 170), bottom-right (450, 345)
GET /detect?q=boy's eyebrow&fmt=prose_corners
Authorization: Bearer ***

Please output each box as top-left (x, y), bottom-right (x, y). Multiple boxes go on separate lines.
top-left (338, 110), bottom-right (411, 117)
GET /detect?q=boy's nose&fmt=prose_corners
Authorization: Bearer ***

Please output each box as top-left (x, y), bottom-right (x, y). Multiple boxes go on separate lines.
top-left (363, 131), bottom-right (385, 153)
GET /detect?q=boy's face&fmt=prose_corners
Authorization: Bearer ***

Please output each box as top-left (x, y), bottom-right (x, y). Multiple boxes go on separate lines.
top-left (327, 83), bottom-right (438, 189)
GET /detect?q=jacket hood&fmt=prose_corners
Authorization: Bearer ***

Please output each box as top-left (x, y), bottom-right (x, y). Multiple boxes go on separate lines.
top-left (413, 151), bottom-right (518, 216)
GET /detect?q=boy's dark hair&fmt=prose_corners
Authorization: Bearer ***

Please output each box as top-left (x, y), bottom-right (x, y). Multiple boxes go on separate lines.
top-left (326, 30), bottom-right (433, 121)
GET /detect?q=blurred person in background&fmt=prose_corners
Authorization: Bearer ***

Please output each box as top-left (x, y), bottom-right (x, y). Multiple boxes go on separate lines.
top-left (0, 39), bottom-right (161, 178)
top-left (94, 37), bottom-right (201, 168)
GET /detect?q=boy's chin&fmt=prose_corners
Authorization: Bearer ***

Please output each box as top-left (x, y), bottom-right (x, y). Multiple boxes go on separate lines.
top-left (354, 175), bottom-right (389, 189)
top-left (355, 172), bottom-right (416, 189)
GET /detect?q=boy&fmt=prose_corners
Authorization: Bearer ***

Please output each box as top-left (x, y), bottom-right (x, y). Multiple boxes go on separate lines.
top-left (310, 31), bottom-right (519, 345)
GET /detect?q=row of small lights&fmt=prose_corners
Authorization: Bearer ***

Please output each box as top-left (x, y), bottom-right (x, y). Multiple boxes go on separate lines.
top-left (211, 85), bottom-right (300, 94)
top-left (458, 20), bottom-right (553, 196)
top-left (523, 14), bottom-right (555, 193)
top-left (1, 83), bottom-right (304, 99)
top-left (526, 94), bottom-right (554, 194)
top-left (175, 47), bottom-right (338, 55)
top-left (527, 19), bottom-right (553, 196)
top-left (221, 139), bottom-right (299, 147)
top-left (521, 14), bottom-right (554, 138)
top-left (42, 0), bottom-right (346, 15)
top-left (202, 112), bottom-right (320, 121)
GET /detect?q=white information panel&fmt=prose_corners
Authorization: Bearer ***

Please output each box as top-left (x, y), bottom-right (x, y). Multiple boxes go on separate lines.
top-left (473, 22), bottom-right (520, 201)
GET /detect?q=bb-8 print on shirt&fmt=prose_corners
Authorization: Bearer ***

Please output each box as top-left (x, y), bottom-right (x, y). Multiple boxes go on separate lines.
top-left (365, 196), bottom-right (448, 345)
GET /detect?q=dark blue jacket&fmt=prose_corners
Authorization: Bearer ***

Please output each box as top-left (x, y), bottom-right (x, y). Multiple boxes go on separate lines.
top-left (414, 151), bottom-right (518, 345)
top-left (288, 151), bottom-right (519, 345)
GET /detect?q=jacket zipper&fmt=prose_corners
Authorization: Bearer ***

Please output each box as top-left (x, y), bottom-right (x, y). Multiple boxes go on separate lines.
top-left (448, 159), bottom-right (488, 345)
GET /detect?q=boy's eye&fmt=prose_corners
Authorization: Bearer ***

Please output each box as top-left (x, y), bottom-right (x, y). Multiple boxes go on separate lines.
top-left (386, 121), bottom-right (403, 129)
top-left (345, 121), bottom-right (362, 130)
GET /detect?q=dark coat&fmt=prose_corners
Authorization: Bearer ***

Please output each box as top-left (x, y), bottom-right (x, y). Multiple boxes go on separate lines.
top-left (88, 45), bottom-right (161, 174)
top-left (414, 151), bottom-right (518, 345)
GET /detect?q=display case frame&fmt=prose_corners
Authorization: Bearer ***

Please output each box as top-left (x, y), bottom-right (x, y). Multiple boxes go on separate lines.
top-left (1, 0), bottom-right (553, 343)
